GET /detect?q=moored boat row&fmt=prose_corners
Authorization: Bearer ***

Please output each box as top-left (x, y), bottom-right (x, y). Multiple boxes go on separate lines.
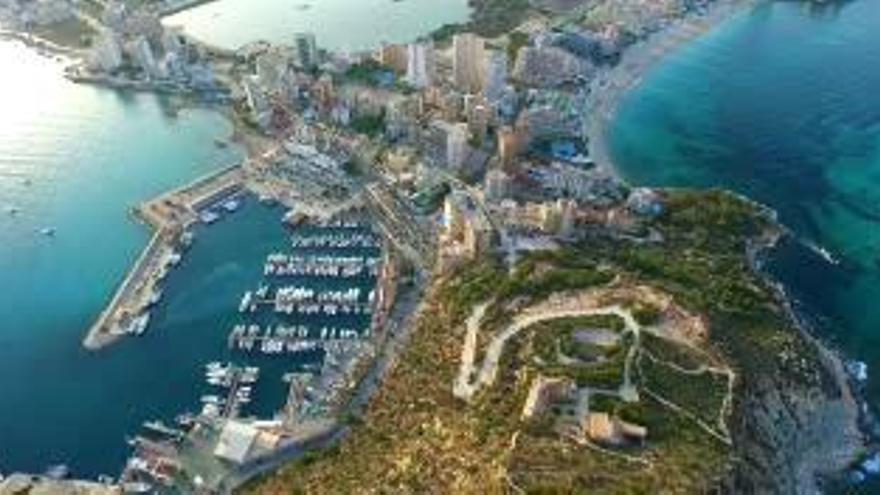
top-left (264, 253), bottom-right (380, 278)
top-left (201, 362), bottom-right (260, 418)
top-left (198, 195), bottom-right (243, 224)
top-left (228, 323), bottom-right (367, 352)
top-left (290, 232), bottom-right (378, 249)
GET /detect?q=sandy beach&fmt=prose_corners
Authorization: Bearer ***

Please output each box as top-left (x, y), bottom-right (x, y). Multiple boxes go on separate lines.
top-left (584, 3), bottom-right (875, 485)
top-left (586, 0), bottom-right (755, 179)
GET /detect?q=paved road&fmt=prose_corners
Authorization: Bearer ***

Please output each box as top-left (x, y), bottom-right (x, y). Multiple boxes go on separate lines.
top-left (455, 298), bottom-right (643, 401)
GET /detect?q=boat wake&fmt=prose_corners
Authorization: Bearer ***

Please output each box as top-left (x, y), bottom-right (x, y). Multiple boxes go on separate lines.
top-left (802, 239), bottom-right (840, 266)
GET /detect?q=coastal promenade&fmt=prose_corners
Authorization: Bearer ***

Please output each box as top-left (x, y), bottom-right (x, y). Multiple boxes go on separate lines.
top-left (83, 165), bottom-right (245, 350)
top-left (66, 70), bottom-right (214, 95)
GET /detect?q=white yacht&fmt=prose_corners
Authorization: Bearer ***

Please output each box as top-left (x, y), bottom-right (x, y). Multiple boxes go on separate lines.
top-left (167, 252), bottom-right (182, 267)
top-left (132, 313), bottom-right (150, 335)
top-left (222, 198), bottom-right (240, 212)
top-left (255, 284), bottom-right (270, 299)
top-left (239, 291), bottom-right (253, 313)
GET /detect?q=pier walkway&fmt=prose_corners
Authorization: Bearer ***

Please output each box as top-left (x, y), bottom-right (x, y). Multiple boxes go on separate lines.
top-left (82, 165), bottom-right (245, 350)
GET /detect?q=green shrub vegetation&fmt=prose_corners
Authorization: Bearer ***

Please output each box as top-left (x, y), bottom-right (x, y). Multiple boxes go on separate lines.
top-left (641, 332), bottom-right (706, 370)
top-left (531, 315), bottom-right (626, 364)
top-left (246, 190), bottom-right (828, 494)
top-left (631, 301), bottom-right (663, 326)
top-left (639, 356), bottom-right (728, 427)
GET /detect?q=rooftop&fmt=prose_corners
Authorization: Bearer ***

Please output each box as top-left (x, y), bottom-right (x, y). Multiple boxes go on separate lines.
top-left (214, 420), bottom-right (260, 464)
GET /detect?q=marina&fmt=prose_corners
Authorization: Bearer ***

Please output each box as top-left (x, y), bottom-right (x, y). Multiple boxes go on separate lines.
top-left (199, 362), bottom-right (261, 419)
top-left (2, 0), bottom-right (878, 487)
top-left (264, 254), bottom-right (381, 278)
top-left (227, 324), bottom-right (368, 353)
top-left (111, 213), bottom-right (397, 492)
top-left (289, 232), bottom-right (380, 249)
top-left (0, 0), bottom-right (425, 480)
top-left (0, 38), bottom-right (253, 476)
top-left (83, 166), bottom-right (246, 349)
top-left (272, 286), bottom-right (371, 315)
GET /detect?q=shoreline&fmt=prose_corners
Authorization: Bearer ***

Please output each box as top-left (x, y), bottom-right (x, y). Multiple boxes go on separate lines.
top-left (82, 164), bottom-right (246, 350)
top-left (158, 0), bottom-right (220, 18)
top-left (586, 0), bottom-right (755, 180)
top-left (0, 28), bottom-right (83, 58)
top-left (581, 0), bottom-right (874, 484)
top-left (2, 0), bottom-right (873, 487)
top-left (748, 214), bottom-right (870, 488)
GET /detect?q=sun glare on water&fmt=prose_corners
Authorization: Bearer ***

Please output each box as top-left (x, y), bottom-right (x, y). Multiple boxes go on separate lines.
top-left (0, 42), bottom-right (73, 135)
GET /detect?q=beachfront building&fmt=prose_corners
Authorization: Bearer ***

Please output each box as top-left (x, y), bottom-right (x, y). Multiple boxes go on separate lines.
top-left (161, 27), bottom-right (185, 55)
top-left (376, 42), bottom-right (408, 74)
top-left (254, 46), bottom-right (297, 98)
top-left (513, 45), bottom-right (593, 88)
top-left (483, 48), bottom-right (508, 103)
top-left (484, 168), bottom-right (512, 203)
top-left (446, 122), bottom-right (470, 170)
top-left (89, 31), bottom-right (124, 73)
top-left (494, 199), bottom-right (577, 237)
top-left (453, 33), bottom-right (485, 94)
top-left (127, 36), bottom-right (164, 79)
top-left (442, 189), bottom-right (496, 259)
top-left (516, 104), bottom-right (581, 148)
top-left (497, 125), bottom-right (523, 167)
top-left (102, 0), bottom-right (128, 30)
top-left (627, 187), bottom-right (664, 217)
top-left (242, 75), bottom-right (272, 129)
top-left (405, 40), bottom-right (435, 88)
top-left (121, 8), bottom-right (164, 47)
top-left (384, 95), bottom-right (421, 142)
top-left (423, 120), bottom-right (470, 170)
top-left (294, 32), bottom-right (319, 70)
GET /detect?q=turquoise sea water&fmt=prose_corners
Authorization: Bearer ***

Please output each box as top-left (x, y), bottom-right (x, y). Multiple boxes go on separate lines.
top-left (0, 41), bottom-right (304, 476)
top-left (610, 0), bottom-right (880, 411)
top-left (163, 0), bottom-right (471, 51)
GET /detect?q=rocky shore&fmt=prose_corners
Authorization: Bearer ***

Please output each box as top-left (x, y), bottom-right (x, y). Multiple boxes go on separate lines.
top-left (579, 0), bottom-right (874, 489)
top-left (1, 0), bottom-right (872, 490)
top-left (738, 218), bottom-right (868, 492)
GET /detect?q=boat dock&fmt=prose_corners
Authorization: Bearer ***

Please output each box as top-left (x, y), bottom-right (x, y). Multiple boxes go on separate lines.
top-left (289, 232), bottom-right (379, 249)
top-left (200, 362), bottom-right (260, 419)
top-left (264, 254), bottom-right (380, 278)
top-left (82, 165), bottom-right (245, 350)
top-left (227, 324), bottom-right (368, 353)
top-left (138, 165), bottom-right (244, 230)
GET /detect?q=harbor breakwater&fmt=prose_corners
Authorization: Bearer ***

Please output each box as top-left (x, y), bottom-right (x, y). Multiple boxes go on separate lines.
top-left (83, 165), bottom-right (245, 350)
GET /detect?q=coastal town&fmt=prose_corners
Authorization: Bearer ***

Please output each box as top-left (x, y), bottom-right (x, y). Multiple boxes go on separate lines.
top-left (0, 0), bottom-right (878, 493)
